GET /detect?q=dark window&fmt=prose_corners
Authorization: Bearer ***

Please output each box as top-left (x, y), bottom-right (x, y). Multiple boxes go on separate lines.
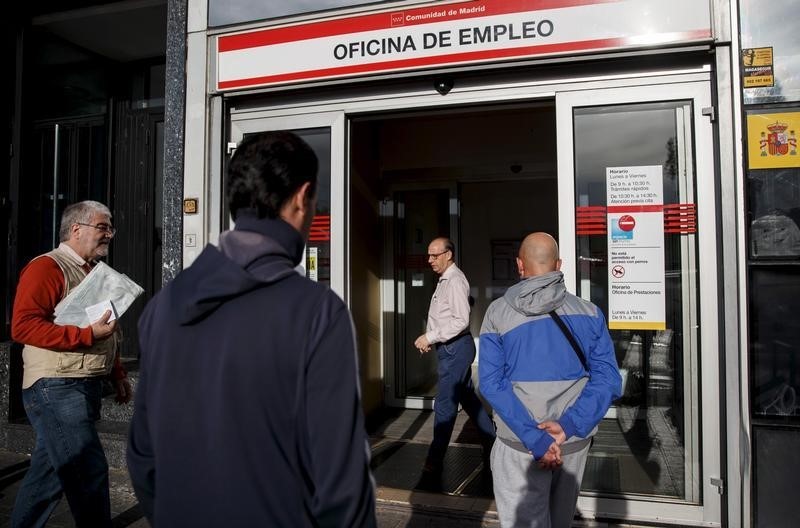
top-left (746, 107), bottom-right (800, 420)
top-left (749, 268), bottom-right (800, 418)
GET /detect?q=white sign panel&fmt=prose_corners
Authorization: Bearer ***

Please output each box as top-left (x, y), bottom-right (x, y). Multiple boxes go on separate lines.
top-left (216, 0), bottom-right (711, 91)
top-left (606, 165), bottom-right (666, 330)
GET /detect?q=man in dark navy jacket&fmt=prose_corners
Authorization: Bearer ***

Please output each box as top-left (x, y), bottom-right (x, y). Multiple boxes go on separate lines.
top-left (127, 131), bottom-right (376, 527)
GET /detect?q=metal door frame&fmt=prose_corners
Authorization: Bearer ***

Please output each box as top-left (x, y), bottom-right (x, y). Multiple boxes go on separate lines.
top-left (228, 111), bottom-right (346, 298)
top-left (218, 67), bottom-right (723, 526)
top-left (556, 80), bottom-right (721, 526)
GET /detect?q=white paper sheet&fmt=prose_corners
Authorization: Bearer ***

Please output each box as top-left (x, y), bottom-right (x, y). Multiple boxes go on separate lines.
top-left (54, 261), bottom-right (144, 327)
top-left (85, 299), bottom-right (118, 324)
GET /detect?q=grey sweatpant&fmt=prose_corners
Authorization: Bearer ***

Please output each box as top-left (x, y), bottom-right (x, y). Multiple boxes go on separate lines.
top-left (491, 439), bottom-right (591, 528)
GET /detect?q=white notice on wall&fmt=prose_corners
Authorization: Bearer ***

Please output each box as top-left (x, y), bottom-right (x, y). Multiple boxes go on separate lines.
top-left (606, 165), bottom-right (666, 330)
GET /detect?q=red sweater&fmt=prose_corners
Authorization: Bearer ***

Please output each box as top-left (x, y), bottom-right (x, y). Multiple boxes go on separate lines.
top-left (12, 256), bottom-right (127, 380)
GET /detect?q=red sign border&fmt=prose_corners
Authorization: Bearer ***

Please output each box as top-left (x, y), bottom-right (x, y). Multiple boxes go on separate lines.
top-left (216, 0), bottom-right (712, 91)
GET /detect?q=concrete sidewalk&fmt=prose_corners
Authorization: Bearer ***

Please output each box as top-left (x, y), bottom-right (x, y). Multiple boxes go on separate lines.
top-left (0, 448), bottom-right (499, 528)
top-left (0, 408), bottom-right (653, 527)
top-left (0, 450), bottom-right (146, 528)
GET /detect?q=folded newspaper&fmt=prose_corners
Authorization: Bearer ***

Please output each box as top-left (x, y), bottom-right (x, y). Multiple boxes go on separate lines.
top-left (53, 261), bottom-right (144, 327)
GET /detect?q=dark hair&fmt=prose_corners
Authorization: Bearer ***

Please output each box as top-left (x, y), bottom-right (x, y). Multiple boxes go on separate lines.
top-left (226, 131), bottom-right (318, 220)
top-left (443, 238), bottom-right (455, 256)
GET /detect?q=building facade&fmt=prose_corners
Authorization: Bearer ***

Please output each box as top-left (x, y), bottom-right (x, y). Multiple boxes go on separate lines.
top-left (0, 0), bottom-right (173, 467)
top-left (2, 1), bottom-right (799, 526)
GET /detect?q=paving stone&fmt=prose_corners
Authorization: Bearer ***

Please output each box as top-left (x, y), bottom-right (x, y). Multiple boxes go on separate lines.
top-left (0, 407), bottom-right (672, 527)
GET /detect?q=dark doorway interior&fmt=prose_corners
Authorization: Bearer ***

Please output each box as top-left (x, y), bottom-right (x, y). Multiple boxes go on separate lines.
top-left (349, 103), bottom-right (559, 413)
top-left (4, 1), bottom-right (167, 421)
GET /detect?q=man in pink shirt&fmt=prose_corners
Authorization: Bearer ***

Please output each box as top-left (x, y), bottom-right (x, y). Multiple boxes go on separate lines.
top-left (414, 237), bottom-right (495, 491)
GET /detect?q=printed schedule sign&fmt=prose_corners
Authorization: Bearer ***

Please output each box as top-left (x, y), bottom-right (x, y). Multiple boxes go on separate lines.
top-left (606, 166), bottom-right (666, 330)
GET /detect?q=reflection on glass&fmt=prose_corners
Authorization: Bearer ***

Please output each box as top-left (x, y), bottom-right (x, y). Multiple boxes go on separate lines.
top-left (237, 128), bottom-right (332, 285)
top-left (394, 189), bottom-right (449, 398)
top-left (293, 128), bottom-right (332, 285)
top-left (573, 102), bottom-right (700, 501)
top-left (750, 267), bottom-right (800, 418)
top-left (740, 0), bottom-right (800, 104)
top-left (209, 0), bottom-right (390, 27)
top-left (748, 166), bottom-right (800, 258)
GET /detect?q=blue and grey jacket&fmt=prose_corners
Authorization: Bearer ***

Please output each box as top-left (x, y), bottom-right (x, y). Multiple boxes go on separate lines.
top-left (479, 270), bottom-right (621, 460)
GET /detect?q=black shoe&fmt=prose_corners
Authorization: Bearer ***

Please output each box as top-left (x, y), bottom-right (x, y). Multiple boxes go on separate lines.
top-left (422, 460), bottom-right (443, 475)
top-left (415, 459), bottom-right (443, 492)
top-left (414, 469), bottom-right (443, 493)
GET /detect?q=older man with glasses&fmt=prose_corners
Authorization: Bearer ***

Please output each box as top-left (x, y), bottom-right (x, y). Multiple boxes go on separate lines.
top-left (10, 200), bottom-right (131, 528)
top-left (413, 237), bottom-right (495, 492)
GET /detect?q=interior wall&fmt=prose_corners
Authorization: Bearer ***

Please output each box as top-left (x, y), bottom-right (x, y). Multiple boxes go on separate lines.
top-left (378, 105), bottom-right (556, 177)
top-left (349, 122), bottom-right (384, 415)
top-left (460, 179), bottom-right (559, 341)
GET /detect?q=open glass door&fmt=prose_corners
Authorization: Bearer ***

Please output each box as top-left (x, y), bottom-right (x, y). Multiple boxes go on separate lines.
top-left (557, 82), bottom-right (721, 525)
top-left (384, 184), bottom-right (458, 408)
top-left (228, 111), bottom-right (345, 297)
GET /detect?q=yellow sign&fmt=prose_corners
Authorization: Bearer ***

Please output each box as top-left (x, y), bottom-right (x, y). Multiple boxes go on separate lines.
top-left (742, 47), bottom-right (774, 88)
top-left (747, 112), bottom-right (800, 169)
top-left (183, 198), bottom-right (198, 214)
top-left (609, 321), bottom-right (666, 331)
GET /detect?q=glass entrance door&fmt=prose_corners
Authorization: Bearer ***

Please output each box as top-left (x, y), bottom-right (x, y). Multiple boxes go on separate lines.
top-left (557, 82), bottom-right (721, 525)
top-left (20, 118), bottom-right (107, 264)
top-left (228, 111), bottom-right (345, 296)
top-left (390, 187), bottom-right (453, 405)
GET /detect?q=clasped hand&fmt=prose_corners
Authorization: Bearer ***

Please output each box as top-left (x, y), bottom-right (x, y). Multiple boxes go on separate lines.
top-left (536, 420), bottom-right (567, 470)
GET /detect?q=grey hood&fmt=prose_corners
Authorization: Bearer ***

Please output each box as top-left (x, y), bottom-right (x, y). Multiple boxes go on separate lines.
top-left (503, 270), bottom-right (567, 316)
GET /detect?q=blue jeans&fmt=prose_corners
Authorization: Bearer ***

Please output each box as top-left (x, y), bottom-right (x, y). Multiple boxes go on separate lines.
top-left (428, 334), bottom-right (496, 467)
top-left (11, 377), bottom-right (111, 528)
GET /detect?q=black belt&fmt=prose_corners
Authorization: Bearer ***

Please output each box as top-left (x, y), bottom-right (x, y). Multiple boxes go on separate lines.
top-left (440, 331), bottom-right (471, 347)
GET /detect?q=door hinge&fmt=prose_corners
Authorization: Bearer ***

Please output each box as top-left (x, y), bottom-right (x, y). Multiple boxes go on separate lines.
top-left (227, 142), bottom-right (238, 155)
top-left (710, 477), bottom-right (724, 495)
top-left (701, 106), bottom-right (716, 122)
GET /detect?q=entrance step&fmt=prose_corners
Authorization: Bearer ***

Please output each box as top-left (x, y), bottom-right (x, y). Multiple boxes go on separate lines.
top-left (376, 492), bottom-right (499, 527)
top-left (371, 438), bottom-right (492, 496)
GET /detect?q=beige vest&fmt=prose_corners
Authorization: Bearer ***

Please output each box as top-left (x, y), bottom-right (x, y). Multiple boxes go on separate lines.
top-left (22, 247), bottom-right (118, 389)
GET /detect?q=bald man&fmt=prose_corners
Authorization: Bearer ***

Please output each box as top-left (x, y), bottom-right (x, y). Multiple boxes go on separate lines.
top-left (479, 233), bottom-right (621, 527)
top-left (414, 237), bottom-right (495, 491)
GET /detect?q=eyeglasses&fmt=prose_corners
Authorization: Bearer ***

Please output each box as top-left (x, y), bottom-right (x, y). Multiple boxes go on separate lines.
top-left (75, 222), bottom-right (116, 235)
top-left (427, 250), bottom-right (449, 260)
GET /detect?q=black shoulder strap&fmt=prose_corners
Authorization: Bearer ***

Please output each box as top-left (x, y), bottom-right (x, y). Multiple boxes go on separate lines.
top-left (548, 310), bottom-right (589, 372)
